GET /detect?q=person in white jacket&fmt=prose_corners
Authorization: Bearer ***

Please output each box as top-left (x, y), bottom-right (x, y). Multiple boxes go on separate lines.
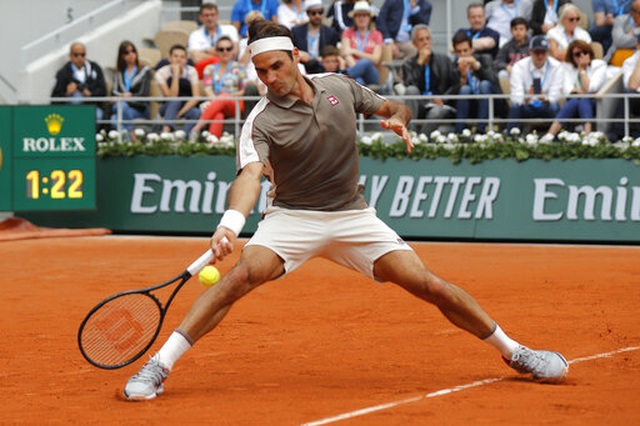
top-left (540, 40), bottom-right (607, 142)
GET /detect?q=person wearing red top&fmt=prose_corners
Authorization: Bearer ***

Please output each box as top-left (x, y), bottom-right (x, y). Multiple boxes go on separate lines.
top-left (340, 1), bottom-right (383, 86)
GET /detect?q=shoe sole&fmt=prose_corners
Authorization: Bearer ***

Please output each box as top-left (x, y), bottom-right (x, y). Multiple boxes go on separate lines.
top-left (123, 383), bottom-right (164, 401)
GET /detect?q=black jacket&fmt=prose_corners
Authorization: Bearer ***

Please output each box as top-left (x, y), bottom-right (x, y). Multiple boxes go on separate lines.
top-left (529, 0), bottom-right (571, 36)
top-left (51, 60), bottom-right (107, 102)
top-left (402, 52), bottom-right (455, 100)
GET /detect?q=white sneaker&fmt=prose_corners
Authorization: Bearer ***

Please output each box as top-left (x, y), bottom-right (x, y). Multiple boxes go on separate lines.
top-left (123, 355), bottom-right (170, 400)
top-left (506, 346), bottom-right (568, 383)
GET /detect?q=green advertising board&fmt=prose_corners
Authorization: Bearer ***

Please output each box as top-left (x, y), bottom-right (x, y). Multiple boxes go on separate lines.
top-left (0, 107), bottom-right (12, 211)
top-left (20, 156), bottom-right (640, 243)
top-left (4, 105), bottom-right (97, 211)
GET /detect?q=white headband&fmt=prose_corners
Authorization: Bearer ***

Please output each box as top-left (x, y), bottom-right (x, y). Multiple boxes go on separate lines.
top-left (248, 36), bottom-right (294, 59)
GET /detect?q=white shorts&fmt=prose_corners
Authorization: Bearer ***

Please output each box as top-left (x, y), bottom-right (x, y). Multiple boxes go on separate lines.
top-left (244, 206), bottom-right (413, 279)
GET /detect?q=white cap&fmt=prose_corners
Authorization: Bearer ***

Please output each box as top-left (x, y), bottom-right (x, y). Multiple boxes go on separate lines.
top-left (305, 0), bottom-right (323, 11)
top-left (348, 1), bottom-right (373, 17)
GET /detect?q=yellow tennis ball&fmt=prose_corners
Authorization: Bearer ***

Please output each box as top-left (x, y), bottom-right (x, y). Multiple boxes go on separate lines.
top-left (198, 265), bottom-right (220, 287)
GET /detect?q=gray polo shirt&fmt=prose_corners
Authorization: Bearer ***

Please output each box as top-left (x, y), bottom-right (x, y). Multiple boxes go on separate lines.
top-left (238, 73), bottom-right (385, 211)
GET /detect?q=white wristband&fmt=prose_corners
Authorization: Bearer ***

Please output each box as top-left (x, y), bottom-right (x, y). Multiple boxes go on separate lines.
top-left (217, 209), bottom-right (245, 237)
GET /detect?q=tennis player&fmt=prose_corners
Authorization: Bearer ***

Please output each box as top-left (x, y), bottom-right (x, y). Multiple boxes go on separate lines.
top-left (124, 20), bottom-right (568, 400)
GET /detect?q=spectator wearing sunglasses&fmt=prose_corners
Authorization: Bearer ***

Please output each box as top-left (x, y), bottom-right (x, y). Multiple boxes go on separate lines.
top-left (291, 0), bottom-right (341, 73)
top-left (540, 40), bottom-right (606, 142)
top-left (547, 4), bottom-right (592, 61)
top-left (190, 36), bottom-right (251, 139)
top-left (51, 41), bottom-right (108, 129)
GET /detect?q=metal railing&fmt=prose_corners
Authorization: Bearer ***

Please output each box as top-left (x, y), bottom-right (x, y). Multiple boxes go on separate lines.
top-left (44, 91), bottom-right (640, 142)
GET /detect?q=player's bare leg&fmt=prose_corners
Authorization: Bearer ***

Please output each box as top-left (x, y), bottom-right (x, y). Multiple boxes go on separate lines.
top-left (373, 249), bottom-right (568, 382)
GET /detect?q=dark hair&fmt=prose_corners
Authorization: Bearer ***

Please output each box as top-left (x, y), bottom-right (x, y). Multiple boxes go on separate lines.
top-left (321, 45), bottom-right (340, 57)
top-left (116, 40), bottom-right (139, 72)
top-left (566, 39), bottom-right (593, 65)
top-left (510, 16), bottom-right (528, 29)
top-left (199, 2), bottom-right (218, 13)
top-left (169, 44), bottom-right (187, 55)
top-left (452, 31), bottom-right (472, 48)
top-left (216, 35), bottom-right (234, 48)
top-left (247, 20), bottom-right (294, 59)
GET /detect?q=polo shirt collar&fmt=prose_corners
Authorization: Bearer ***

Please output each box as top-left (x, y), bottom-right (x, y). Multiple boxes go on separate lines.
top-left (266, 75), bottom-right (324, 108)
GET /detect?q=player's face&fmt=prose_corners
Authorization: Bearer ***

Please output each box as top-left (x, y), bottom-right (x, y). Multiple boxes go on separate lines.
top-left (253, 49), bottom-right (300, 97)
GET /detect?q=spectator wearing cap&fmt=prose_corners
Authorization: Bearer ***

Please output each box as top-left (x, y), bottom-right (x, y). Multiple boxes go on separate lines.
top-left (376, 0), bottom-right (432, 60)
top-left (340, 1), bottom-right (384, 86)
top-left (292, 0), bottom-right (341, 73)
top-left (547, 4), bottom-right (592, 61)
top-left (507, 35), bottom-right (562, 131)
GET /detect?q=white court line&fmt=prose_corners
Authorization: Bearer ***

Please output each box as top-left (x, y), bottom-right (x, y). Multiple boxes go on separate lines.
top-left (301, 346), bottom-right (640, 426)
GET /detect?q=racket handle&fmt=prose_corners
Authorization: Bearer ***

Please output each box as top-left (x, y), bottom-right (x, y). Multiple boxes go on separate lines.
top-left (186, 236), bottom-right (229, 276)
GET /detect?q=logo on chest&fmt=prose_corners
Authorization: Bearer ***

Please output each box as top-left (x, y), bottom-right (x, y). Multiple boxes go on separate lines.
top-left (326, 95), bottom-right (340, 106)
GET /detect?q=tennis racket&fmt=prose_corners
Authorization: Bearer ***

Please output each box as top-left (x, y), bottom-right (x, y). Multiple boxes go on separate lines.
top-left (77, 243), bottom-right (225, 370)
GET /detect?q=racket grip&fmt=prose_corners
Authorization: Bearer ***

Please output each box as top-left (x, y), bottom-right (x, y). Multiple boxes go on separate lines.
top-left (186, 236), bottom-right (229, 276)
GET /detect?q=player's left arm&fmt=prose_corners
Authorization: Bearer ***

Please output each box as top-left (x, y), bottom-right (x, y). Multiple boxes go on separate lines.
top-left (375, 99), bottom-right (414, 152)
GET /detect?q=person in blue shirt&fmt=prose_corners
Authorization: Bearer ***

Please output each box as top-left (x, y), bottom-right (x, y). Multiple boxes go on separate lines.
top-left (454, 3), bottom-right (501, 60)
top-left (590, 0), bottom-right (633, 53)
top-left (232, 0), bottom-right (280, 37)
top-left (376, 0), bottom-right (432, 60)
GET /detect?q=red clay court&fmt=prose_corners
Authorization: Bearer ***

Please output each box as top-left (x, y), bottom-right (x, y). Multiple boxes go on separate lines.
top-left (1, 233), bottom-right (638, 424)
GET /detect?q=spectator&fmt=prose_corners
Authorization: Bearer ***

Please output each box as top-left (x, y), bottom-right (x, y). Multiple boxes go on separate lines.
top-left (376, 0), bottom-right (432, 60)
top-left (540, 40), bottom-right (607, 142)
top-left (292, 0), bottom-right (341, 73)
top-left (327, 0), bottom-right (357, 34)
top-left (110, 41), bottom-right (152, 141)
top-left (154, 44), bottom-right (201, 134)
top-left (278, 0), bottom-right (308, 29)
top-left (340, 1), bottom-right (384, 87)
top-left (188, 3), bottom-right (240, 65)
top-left (507, 35), bottom-right (563, 131)
top-left (485, 0), bottom-right (533, 47)
top-left (231, 0), bottom-right (279, 37)
top-left (51, 42), bottom-right (108, 128)
top-left (590, 0), bottom-right (634, 54)
top-left (450, 32), bottom-right (500, 133)
top-left (321, 45), bottom-right (348, 73)
top-left (603, 0), bottom-right (640, 64)
top-left (620, 34), bottom-right (640, 135)
top-left (190, 37), bottom-right (252, 139)
top-left (455, 3), bottom-right (501, 60)
top-left (399, 24), bottom-right (456, 135)
top-left (494, 17), bottom-right (530, 80)
top-left (529, 0), bottom-right (571, 36)
top-left (548, 4), bottom-right (592, 61)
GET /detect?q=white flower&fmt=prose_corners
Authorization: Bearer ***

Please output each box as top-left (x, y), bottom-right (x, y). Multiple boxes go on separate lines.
top-left (202, 130), bottom-right (211, 138)
top-left (418, 133), bottom-right (428, 143)
top-left (622, 135), bottom-right (634, 144)
top-left (525, 134), bottom-right (538, 145)
top-left (147, 133), bottom-right (159, 142)
top-left (108, 130), bottom-right (119, 139)
top-left (175, 130), bottom-right (186, 140)
top-left (360, 136), bottom-right (372, 145)
top-left (568, 132), bottom-right (582, 143)
top-left (371, 132), bottom-right (382, 142)
top-left (206, 134), bottom-right (219, 144)
top-left (462, 128), bottom-right (472, 137)
top-left (160, 132), bottom-right (175, 141)
top-left (134, 128), bottom-right (145, 137)
top-left (447, 133), bottom-right (458, 143)
top-left (430, 129), bottom-right (441, 140)
top-left (632, 138), bottom-right (640, 147)
top-left (509, 127), bottom-right (521, 136)
top-left (95, 133), bottom-right (104, 142)
top-left (474, 134), bottom-right (487, 143)
top-left (436, 134), bottom-right (447, 144)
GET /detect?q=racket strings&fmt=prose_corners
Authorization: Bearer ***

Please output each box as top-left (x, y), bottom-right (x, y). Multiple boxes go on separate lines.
top-left (80, 293), bottom-right (161, 367)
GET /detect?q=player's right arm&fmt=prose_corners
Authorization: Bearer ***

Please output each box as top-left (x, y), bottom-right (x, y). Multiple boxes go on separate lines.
top-left (210, 161), bottom-right (264, 259)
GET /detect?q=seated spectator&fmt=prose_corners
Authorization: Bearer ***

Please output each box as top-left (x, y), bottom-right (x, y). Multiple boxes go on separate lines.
top-left (455, 3), bottom-right (501, 60)
top-left (190, 37), bottom-right (253, 139)
top-left (188, 3), bottom-right (240, 66)
top-left (485, 0), bottom-right (534, 47)
top-left (340, 1), bottom-right (384, 87)
top-left (603, 0), bottom-right (640, 64)
top-left (540, 40), bottom-right (607, 142)
top-left (529, 0), bottom-right (571, 36)
top-left (590, 0), bottom-right (634, 54)
top-left (376, 0), bottom-right (432, 60)
top-left (327, 0), bottom-right (357, 35)
top-left (321, 45), bottom-right (348, 73)
top-left (494, 17), bottom-right (530, 80)
top-left (450, 32), bottom-right (500, 133)
top-left (278, 0), bottom-right (308, 29)
top-left (231, 0), bottom-right (279, 38)
top-left (399, 24), bottom-right (456, 135)
top-left (51, 42), bottom-right (108, 129)
top-left (621, 34), bottom-right (640, 135)
top-left (291, 0), bottom-right (341, 74)
top-left (548, 4), bottom-right (592, 61)
top-left (110, 41), bottom-right (152, 141)
top-left (154, 44), bottom-right (201, 134)
top-left (507, 35), bottom-right (563, 131)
